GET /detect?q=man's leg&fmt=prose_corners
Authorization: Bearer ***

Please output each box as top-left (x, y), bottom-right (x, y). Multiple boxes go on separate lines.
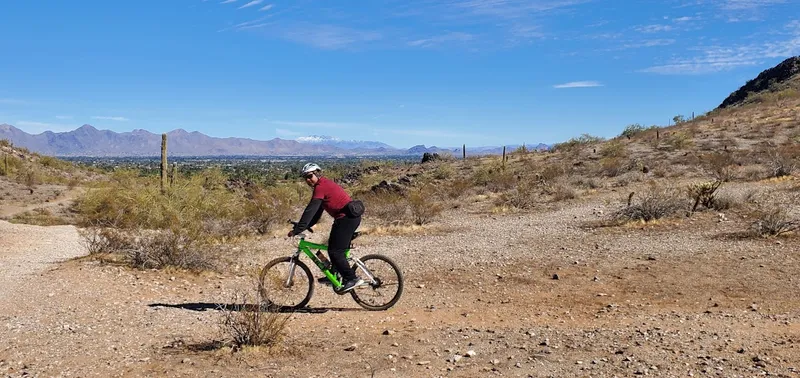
top-left (328, 216), bottom-right (361, 284)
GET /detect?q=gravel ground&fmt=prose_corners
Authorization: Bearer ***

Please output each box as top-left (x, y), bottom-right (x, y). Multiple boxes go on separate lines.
top-left (1, 179), bottom-right (799, 377)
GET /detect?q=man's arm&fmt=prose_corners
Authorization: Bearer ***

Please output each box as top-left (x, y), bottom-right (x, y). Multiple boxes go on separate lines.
top-left (292, 198), bottom-right (323, 235)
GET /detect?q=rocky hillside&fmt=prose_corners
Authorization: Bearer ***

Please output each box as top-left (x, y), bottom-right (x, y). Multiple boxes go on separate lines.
top-left (719, 55), bottom-right (800, 109)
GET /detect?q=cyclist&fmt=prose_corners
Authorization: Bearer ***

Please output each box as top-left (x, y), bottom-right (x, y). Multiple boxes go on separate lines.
top-left (288, 163), bottom-right (365, 293)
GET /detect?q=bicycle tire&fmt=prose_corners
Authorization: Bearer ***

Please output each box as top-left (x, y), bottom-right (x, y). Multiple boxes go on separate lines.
top-left (258, 257), bottom-right (314, 311)
top-left (350, 254), bottom-right (404, 311)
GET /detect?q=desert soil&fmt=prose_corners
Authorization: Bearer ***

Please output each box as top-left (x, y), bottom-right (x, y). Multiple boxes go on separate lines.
top-left (1, 179), bottom-right (799, 378)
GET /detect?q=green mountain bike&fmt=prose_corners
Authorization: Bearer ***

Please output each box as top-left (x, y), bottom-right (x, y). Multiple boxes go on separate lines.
top-left (258, 222), bottom-right (404, 311)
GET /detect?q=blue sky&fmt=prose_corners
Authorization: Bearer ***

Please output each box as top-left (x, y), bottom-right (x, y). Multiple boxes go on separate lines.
top-left (1, 0), bottom-right (799, 148)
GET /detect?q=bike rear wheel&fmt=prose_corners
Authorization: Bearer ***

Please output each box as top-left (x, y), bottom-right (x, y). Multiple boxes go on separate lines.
top-left (259, 257), bottom-right (314, 311)
top-left (350, 254), bottom-right (404, 311)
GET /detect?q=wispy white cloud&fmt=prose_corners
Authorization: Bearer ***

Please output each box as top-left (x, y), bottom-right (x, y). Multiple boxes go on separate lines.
top-left (0, 98), bottom-right (27, 105)
top-left (91, 116), bottom-right (129, 121)
top-left (281, 24), bottom-right (382, 50)
top-left (718, 0), bottom-right (785, 10)
top-left (672, 16), bottom-right (699, 22)
top-left (268, 120), bottom-right (366, 128)
top-left (55, 115), bottom-right (73, 120)
top-left (220, 0), bottom-right (236, 3)
top-left (641, 19), bottom-right (800, 74)
top-left (259, 4), bottom-right (274, 11)
top-left (379, 127), bottom-right (485, 139)
top-left (15, 121), bottom-right (78, 133)
top-left (553, 81), bottom-right (604, 88)
top-left (238, 0), bottom-right (262, 9)
top-left (408, 32), bottom-right (474, 47)
top-left (636, 24), bottom-right (674, 33)
top-left (275, 128), bottom-right (303, 138)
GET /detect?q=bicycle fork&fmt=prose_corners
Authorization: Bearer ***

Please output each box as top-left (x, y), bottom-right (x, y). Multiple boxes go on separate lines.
top-left (352, 258), bottom-right (377, 286)
top-left (284, 256), bottom-right (299, 288)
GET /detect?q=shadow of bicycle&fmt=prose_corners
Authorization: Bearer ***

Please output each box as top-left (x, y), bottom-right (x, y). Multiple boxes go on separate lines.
top-left (148, 302), bottom-right (362, 313)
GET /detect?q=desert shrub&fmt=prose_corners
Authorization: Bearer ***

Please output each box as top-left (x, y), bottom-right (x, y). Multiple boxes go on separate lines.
top-left (445, 177), bottom-right (473, 199)
top-left (704, 152), bottom-right (737, 182)
top-left (472, 163), bottom-right (517, 192)
top-left (127, 230), bottom-right (214, 271)
top-left (220, 289), bottom-right (291, 348)
top-left (600, 140), bottom-right (627, 158)
top-left (571, 176), bottom-right (604, 190)
top-left (537, 161), bottom-right (566, 185)
top-left (14, 162), bottom-right (40, 188)
top-left (749, 206), bottom-right (798, 237)
top-left (432, 163), bottom-right (455, 180)
top-left (664, 132), bottom-right (693, 150)
top-left (0, 153), bottom-right (20, 176)
top-left (244, 186), bottom-right (295, 234)
top-left (495, 181), bottom-right (537, 209)
top-left (552, 134), bottom-right (605, 152)
top-left (79, 227), bottom-right (133, 255)
top-left (620, 124), bottom-right (647, 139)
top-left (0, 139), bottom-right (11, 148)
top-left (550, 181), bottom-right (577, 202)
top-left (613, 185), bottom-right (687, 222)
top-left (74, 168), bottom-right (298, 238)
top-left (740, 165), bottom-right (768, 181)
top-left (710, 191), bottom-right (741, 211)
top-left (687, 180), bottom-right (722, 212)
top-left (408, 185), bottom-right (444, 225)
top-left (361, 190), bottom-right (409, 225)
top-left (766, 145), bottom-right (798, 178)
top-left (600, 157), bottom-right (629, 177)
top-left (9, 208), bottom-right (69, 226)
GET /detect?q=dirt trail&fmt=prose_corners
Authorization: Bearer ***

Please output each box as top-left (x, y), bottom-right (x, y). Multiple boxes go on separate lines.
top-left (0, 220), bottom-right (87, 302)
top-left (0, 187), bottom-right (82, 219)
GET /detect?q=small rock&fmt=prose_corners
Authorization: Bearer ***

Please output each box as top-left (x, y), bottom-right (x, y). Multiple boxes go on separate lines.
top-left (344, 344), bottom-right (357, 351)
top-left (552, 274), bottom-right (559, 280)
top-left (181, 358), bottom-right (191, 364)
top-left (382, 330), bottom-right (394, 335)
top-left (465, 350), bottom-right (477, 358)
top-left (417, 361), bottom-right (430, 365)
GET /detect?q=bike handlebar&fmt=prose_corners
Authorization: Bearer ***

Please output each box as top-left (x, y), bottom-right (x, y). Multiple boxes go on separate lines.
top-left (288, 220), bottom-right (314, 233)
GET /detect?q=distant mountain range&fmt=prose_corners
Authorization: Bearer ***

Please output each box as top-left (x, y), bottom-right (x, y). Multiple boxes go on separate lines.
top-left (0, 123), bottom-right (549, 157)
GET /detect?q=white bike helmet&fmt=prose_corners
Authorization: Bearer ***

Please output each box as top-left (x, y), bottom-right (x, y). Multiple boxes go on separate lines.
top-left (302, 163), bottom-right (322, 176)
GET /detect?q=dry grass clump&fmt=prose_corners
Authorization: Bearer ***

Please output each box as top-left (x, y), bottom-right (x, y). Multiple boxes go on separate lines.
top-left (9, 208), bottom-right (70, 226)
top-left (219, 286), bottom-right (291, 349)
top-left (472, 162), bottom-right (516, 192)
top-left (360, 183), bottom-right (446, 226)
top-left (79, 227), bottom-right (217, 271)
top-left (494, 181), bottom-right (537, 209)
top-left (749, 206), bottom-right (798, 237)
top-left (704, 152), bottom-right (737, 182)
top-left (612, 184), bottom-right (688, 222)
top-left (408, 185), bottom-right (444, 225)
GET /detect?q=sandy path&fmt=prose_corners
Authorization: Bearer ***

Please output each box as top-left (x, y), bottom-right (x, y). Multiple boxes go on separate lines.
top-left (0, 220), bottom-right (87, 301)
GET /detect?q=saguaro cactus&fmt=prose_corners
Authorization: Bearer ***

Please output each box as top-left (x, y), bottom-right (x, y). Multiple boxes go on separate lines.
top-left (161, 133), bottom-right (168, 193)
top-left (462, 144), bottom-right (466, 160)
top-left (502, 146), bottom-right (506, 169)
top-left (170, 162), bottom-right (177, 187)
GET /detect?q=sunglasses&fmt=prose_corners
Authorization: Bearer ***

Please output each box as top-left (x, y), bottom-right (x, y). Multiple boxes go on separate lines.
top-left (303, 174), bottom-right (315, 180)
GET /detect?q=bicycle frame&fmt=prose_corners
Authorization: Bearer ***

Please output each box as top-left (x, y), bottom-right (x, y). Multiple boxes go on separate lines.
top-left (288, 236), bottom-right (376, 291)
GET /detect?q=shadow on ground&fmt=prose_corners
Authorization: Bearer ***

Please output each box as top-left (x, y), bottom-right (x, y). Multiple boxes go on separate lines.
top-left (148, 302), bottom-right (361, 313)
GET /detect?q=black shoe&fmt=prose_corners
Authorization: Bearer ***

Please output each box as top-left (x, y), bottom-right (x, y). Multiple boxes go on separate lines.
top-left (317, 276), bottom-right (331, 285)
top-left (339, 278), bottom-right (364, 293)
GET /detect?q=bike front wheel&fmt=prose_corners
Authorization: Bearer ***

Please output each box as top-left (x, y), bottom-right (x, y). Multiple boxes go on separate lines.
top-left (259, 257), bottom-right (314, 311)
top-left (350, 254), bottom-right (404, 311)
